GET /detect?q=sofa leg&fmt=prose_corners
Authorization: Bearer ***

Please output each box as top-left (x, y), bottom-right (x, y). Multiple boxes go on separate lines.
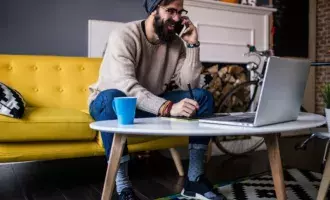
top-left (169, 148), bottom-right (184, 176)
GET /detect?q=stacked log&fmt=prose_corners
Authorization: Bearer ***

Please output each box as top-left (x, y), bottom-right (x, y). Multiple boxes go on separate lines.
top-left (201, 64), bottom-right (250, 113)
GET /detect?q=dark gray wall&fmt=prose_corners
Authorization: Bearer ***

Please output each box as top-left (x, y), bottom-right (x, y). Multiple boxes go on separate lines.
top-left (0, 0), bottom-right (146, 56)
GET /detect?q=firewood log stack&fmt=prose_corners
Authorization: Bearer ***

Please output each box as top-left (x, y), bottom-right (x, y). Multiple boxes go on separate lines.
top-left (200, 64), bottom-right (250, 113)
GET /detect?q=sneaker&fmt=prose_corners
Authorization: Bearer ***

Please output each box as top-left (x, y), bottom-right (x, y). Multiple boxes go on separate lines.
top-left (181, 175), bottom-right (227, 200)
top-left (118, 188), bottom-right (140, 200)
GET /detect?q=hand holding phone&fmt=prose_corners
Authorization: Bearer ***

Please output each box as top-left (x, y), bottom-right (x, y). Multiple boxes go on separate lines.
top-left (174, 17), bottom-right (198, 45)
top-left (174, 20), bottom-right (187, 37)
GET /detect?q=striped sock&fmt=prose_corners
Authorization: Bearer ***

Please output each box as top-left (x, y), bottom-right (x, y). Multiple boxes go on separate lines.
top-left (188, 148), bottom-right (206, 181)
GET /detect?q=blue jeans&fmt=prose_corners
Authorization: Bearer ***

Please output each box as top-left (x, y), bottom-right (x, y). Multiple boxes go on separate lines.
top-left (89, 88), bottom-right (214, 162)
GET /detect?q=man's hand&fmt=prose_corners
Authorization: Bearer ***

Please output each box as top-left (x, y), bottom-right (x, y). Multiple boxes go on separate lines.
top-left (170, 98), bottom-right (199, 117)
top-left (180, 17), bottom-right (198, 45)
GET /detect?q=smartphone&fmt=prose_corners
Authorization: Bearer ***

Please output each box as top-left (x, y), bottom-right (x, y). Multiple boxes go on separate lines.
top-left (174, 20), bottom-right (187, 37)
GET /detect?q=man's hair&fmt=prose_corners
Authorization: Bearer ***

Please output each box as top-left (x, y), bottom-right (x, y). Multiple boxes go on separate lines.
top-left (160, 0), bottom-right (177, 6)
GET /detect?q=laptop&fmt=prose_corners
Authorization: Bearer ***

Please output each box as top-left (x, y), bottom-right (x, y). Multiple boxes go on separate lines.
top-left (199, 56), bottom-right (311, 127)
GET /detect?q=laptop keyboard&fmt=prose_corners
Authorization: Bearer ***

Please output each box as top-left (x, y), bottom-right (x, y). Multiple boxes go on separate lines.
top-left (203, 113), bottom-right (255, 123)
top-left (231, 116), bottom-right (255, 123)
top-left (172, 113), bottom-right (229, 120)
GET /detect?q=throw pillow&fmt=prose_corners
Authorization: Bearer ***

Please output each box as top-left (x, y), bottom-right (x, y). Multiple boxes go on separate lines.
top-left (0, 82), bottom-right (26, 119)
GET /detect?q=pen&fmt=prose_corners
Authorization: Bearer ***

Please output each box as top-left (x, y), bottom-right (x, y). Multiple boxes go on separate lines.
top-left (187, 84), bottom-right (195, 100)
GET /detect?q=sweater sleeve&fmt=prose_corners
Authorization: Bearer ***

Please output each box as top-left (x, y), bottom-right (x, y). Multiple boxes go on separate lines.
top-left (102, 30), bottom-right (167, 115)
top-left (172, 42), bottom-right (203, 90)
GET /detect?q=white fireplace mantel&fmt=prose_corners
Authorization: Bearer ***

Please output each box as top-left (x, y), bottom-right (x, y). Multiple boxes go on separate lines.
top-left (182, 0), bottom-right (277, 63)
top-left (185, 0), bottom-right (276, 15)
top-left (88, 1), bottom-right (277, 64)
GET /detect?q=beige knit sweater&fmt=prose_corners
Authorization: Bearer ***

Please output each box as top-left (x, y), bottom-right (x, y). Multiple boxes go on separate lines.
top-left (88, 20), bottom-right (203, 115)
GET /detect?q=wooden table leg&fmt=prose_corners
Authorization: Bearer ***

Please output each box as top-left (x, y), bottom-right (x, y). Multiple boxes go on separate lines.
top-left (317, 149), bottom-right (330, 200)
top-left (264, 133), bottom-right (287, 200)
top-left (101, 133), bottom-right (127, 200)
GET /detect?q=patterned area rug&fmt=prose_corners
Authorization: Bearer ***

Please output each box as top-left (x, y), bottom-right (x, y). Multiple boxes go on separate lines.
top-left (156, 168), bottom-right (330, 200)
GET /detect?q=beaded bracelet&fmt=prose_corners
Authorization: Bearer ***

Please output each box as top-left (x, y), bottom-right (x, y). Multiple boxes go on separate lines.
top-left (159, 101), bottom-right (173, 117)
top-left (159, 101), bottom-right (170, 116)
top-left (164, 101), bottom-right (174, 117)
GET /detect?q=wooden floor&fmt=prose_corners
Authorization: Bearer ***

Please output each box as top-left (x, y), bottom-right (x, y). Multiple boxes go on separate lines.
top-left (0, 135), bottom-right (328, 200)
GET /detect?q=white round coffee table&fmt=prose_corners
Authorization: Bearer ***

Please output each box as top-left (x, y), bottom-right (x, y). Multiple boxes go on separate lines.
top-left (90, 112), bottom-right (326, 200)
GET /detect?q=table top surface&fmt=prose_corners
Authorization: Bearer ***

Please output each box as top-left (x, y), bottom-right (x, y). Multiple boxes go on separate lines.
top-left (89, 112), bottom-right (326, 136)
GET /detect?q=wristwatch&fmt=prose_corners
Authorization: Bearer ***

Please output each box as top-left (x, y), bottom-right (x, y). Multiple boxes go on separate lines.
top-left (187, 41), bottom-right (200, 48)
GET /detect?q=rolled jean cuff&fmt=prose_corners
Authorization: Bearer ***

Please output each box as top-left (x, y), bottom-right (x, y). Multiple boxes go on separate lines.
top-left (189, 144), bottom-right (208, 151)
top-left (108, 154), bottom-right (130, 164)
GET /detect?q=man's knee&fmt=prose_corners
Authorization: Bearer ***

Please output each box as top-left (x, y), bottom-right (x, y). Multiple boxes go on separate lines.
top-left (192, 88), bottom-right (214, 113)
top-left (99, 89), bottom-right (126, 102)
top-left (192, 88), bottom-right (214, 103)
top-left (94, 89), bottom-right (127, 108)
top-left (90, 89), bottom-right (126, 120)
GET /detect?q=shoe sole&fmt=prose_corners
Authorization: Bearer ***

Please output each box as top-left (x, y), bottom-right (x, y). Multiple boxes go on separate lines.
top-left (180, 189), bottom-right (211, 200)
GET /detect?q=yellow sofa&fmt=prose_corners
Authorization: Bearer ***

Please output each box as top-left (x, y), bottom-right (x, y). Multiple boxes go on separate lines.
top-left (0, 54), bottom-right (188, 173)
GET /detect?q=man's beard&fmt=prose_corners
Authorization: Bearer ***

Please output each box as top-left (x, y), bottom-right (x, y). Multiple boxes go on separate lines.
top-left (153, 14), bottom-right (177, 44)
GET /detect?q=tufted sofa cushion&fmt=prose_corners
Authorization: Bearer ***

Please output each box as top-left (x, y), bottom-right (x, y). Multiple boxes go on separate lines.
top-left (0, 55), bottom-right (101, 110)
top-left (0, 107), bottom-right (97, 142)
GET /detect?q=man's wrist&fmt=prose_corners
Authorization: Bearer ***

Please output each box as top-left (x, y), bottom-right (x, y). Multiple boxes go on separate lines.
top-left (187, 41), bottom-right (200, 48)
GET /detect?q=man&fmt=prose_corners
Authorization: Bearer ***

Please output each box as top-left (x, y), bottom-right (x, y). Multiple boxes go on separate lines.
top-left (88, 0), bottom-right (227, 199)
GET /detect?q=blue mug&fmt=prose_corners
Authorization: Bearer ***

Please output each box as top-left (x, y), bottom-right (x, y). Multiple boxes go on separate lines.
top-left (112, 97), bottom-right (137, 125)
